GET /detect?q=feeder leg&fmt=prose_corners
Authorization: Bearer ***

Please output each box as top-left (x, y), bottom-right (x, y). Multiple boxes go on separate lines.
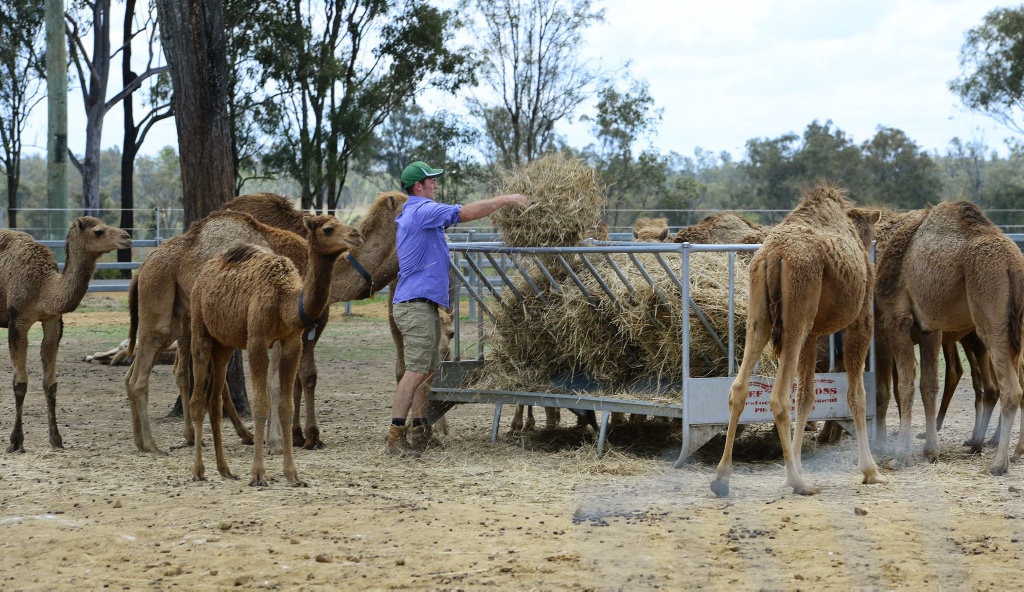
top-left (597, 411), bottom-right (611, 457)
top-left (491, 404), bottom-right (503, 442)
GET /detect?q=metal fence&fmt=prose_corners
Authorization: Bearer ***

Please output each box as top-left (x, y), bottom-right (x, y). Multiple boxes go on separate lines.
top-left (430, 240), bottom-right (866, 462)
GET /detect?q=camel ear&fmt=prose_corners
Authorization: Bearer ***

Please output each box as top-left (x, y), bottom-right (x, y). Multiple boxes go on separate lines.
top-left (870, 209), bottom-right (881, 224)
top-left (302, 215), bottom-right (313, 233)
top-left (632, 229), bottom-right (640, 239)
top-left (659, 228), bottom-right (670, 241)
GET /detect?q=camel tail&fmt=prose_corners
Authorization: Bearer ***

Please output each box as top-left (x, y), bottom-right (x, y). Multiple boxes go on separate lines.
top-left (127, 276), bottom-right (139, 357)
top-left (765, 258), bottom-right (784, 357)
top-left (1010, 265), bottom-right (1024, 363)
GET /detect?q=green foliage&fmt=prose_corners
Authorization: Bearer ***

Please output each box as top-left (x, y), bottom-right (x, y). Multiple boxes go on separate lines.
top-left (950, 6), bottom-right (1024, 134)
top-left (467, 0), bottom-right (605, 167)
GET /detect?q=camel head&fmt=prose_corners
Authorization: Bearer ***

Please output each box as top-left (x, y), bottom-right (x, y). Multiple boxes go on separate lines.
top-left (303, 215), bottom-right (363, 255)
top-left (632, 217), bottom-right (670, 242)
top-left (68, 216), bottom-right (132, 258)
top-left (846, 208), bottom-right (882, 251)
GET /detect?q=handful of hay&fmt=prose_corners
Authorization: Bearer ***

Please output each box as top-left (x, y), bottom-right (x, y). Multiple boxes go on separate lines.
top-left (490, 152), bottom-right (606, 247)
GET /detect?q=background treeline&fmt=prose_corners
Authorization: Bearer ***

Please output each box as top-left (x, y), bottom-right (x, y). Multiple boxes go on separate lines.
top-left (4, 1), bottom-right (1024, 238)
top-left (6, 117), bottom-right (1024, 236)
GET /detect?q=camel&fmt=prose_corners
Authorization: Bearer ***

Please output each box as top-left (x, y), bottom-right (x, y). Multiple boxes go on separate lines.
top-left (873, 200), bottom-right (1024, 474)
top-left (710, 182), bottom-right (887, 497)
top-left (124, 209), bottom-right (342, 453)
top-left (222, 191), bottom-right (406, 451)
top-left (1, 217), bottom-right (132, 452)
top-left (673, 212), bottom-right (766, 245)
top-left (631, 217), bottom-right (671, 242)
top-left (189, 215), bottom-right (362, 486)
top-left (85, 338), bottom-right (176, 366)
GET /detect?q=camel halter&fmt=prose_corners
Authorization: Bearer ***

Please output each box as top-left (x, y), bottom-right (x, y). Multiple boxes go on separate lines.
top-left (346, 252), bottom-right (373, 291)
top-left (297, 291), bottom-right (319, 341)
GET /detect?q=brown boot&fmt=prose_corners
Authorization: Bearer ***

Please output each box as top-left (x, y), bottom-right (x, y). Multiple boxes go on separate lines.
top-left (387, 425), bottom-right (421, 458)
top-left (409, 423), bottom-right (443, 451)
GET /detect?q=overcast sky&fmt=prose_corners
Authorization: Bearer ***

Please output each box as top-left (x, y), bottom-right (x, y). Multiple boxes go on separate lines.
top-left (25, 0), bottom-right (1016, 161)
top-left (565, 0), bottom-right (1014, 158)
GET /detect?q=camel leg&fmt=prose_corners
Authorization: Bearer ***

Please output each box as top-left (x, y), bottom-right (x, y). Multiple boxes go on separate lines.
top-left (248, 343), bottom-right (272, 487)
top-left (219, 374), bottom-right (254, 445)
top-left (174, 342), bottom-right (194, 446)
top-left (890, 316), bottom-right (919, 468)
top-left (189, 333), bottom-right (211, 481)
top-left (7, 316), bottom-right (31, 453)
top-left (842, 313), bottom-right (886, 486)
top-left (986, 346), bottom-right (1023, 476)
top-left (298, 327), bottom-right (324, 450)
top-left (277, 338), bottom-right (307, 486)
top-left (207, 346), bottom-right (235, 480)
top-left (266, 342), bottom-right (285, 455)
top-left (790, 334), bottom-right (819, 476)
top-left (511, 405), bottom-right (526, 433)
top-left (874, 332), bottom-right (894, 451)
top-left (544, 407), bottom-right (560, 429)
top-left (124, 331), bottom-right (172, 454)
top-left (37, 318), bottom-right (65, 449)
top-left (961, 333), bottom-right (998, 450)
top-left (770, 336), bottom-right (817, 496)
top-left (935, 338), bottom-right (962, 432)
top-left (711, 314), bottom-right (771, 498)
top-left (917, 331), bottom-right (942, 462)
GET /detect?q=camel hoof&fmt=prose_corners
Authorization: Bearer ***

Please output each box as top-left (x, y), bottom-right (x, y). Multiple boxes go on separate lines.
top-left (249, 479), bottom-right (269, 487)
top-left (6, 446), bottom-right (25, 454)
top-left (710, 478), bottom-right (730, 498)
top-left (862, 472), bottom-right (888, 485)
top-left (923, 449), bottom-right (938, 464)
top-left (292, 427), bottom-right (305, 448)
top-left (290, 480), bottom-right (309, 488)
top-left (303, 427), bottom-right (324, 450)
top-left (988, 462), bottom-right (1010, 476)
top-left (238, 432), bottom-right (255, 446)
top-left (793, 485), bottom-right (820, 496)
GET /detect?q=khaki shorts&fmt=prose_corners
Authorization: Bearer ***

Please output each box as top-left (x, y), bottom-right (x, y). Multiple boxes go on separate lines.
top-left (393, 301), bottom-right (441, 374)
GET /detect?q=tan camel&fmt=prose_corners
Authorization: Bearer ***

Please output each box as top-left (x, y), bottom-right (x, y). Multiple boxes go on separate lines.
top-left (124, 210), bottom-right (331, 453)
top-left (223, 191), bottom-right (406, 451)
top-left (711, 182), bottom-right (887, 497)
top-left (673, 212), bottom-right (766, 245)
top-left (632, 217), bottom-right (671, 242)
top-left (1, 217), bottom-right (131, 452)
top-left (189, 215), bottom-right (362, 486)
top-left (85, 338), bottom-right (176, 366)
top-left (874, 200), bottom-right (1024, 474)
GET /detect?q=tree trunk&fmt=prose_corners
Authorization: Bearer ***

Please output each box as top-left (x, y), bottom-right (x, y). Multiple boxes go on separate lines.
top-left (155, 0), bottom-right (246, 410)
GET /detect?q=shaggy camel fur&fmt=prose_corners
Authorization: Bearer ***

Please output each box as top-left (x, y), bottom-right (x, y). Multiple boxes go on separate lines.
top-left (711, 183), bottom-right (886, 497)
top-left (673, 212), bottom-right (766, 245)
top-left (1, 217), bottom-right (131, 452)
top-left (189, 215), bottom-right (362, 486)
top-left (124, 210), bottom-right (344, 453)
top-left (631, 217), bottom-right (671, 242)
top-left (874, 201), bottom-right (1024, 474)
top-left (223, 191), bottom-right (405, 451)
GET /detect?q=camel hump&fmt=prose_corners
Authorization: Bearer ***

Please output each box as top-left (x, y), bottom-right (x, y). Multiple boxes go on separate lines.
top-left (874, 209), bottom-right (928, 302)
top-left (221, 243), bottom-right (267, 265)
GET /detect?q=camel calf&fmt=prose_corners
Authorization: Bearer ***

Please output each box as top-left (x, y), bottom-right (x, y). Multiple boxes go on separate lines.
top-left (189, 216), bottom-right (361, 486)
top-left (1, 217), bottom-right (131, 452)
top-left (711, 182), bottom-right (886, 497)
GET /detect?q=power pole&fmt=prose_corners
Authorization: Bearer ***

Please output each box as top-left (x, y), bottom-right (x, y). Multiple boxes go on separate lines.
top-left (46, 0), bottom-right (68, 243)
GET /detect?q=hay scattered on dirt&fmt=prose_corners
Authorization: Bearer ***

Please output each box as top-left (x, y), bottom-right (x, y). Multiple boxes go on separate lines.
top-left (490, 152), bottom-right (606, 247)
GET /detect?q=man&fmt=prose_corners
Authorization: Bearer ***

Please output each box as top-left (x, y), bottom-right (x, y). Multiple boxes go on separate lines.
top-left (388, 161), bottom-right (529, 457)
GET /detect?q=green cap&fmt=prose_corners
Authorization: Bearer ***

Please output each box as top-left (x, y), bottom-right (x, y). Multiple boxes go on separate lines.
top-left (401, 161), bottom-right (444, 189)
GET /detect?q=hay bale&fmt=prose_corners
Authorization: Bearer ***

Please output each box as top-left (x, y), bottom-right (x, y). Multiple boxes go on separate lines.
top-left (491, 152), bottom-right (606, 248)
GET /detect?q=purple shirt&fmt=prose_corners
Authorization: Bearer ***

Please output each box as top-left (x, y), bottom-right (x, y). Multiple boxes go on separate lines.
top-left (393, 196), bottom-right (462, 307)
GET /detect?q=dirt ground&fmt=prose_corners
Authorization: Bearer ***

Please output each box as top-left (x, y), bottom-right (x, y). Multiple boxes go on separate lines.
top-left (1, 294), bottom-right (1023, 591)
